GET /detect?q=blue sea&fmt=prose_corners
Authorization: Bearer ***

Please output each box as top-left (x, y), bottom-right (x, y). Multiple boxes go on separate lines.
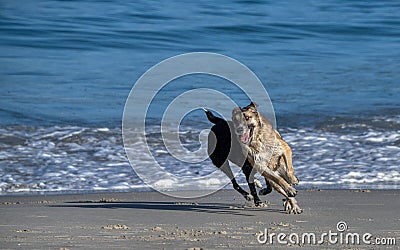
top-left (1, 0), bottom-right (399, 194)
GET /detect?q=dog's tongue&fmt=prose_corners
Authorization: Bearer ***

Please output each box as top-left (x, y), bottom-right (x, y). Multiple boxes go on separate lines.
top-left (240, 131), bottom-right (250, 143)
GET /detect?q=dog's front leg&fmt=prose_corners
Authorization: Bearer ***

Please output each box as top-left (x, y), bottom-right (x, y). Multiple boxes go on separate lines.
top-left (242, 163), bottom-right (265, 206)
top-left (242, 145), bottom-right (296, 197)
top-left (259, 167), bottom-right (297, 197)
top-left (220, 162), bottom-right (252, 201)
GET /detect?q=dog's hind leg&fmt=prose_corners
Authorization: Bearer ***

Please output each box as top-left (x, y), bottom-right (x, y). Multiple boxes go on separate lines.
top-left (279, 139), bottom-right (299, 185)
top-left (242, 162), bottom-right (264, 206)
top-left (220, 162), bottom-right (252, 201)
top-left (259, 178), bottom-right (272, 196)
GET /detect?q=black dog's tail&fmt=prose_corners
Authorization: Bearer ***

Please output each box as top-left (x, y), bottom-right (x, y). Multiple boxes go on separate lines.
top-left (203, 108), bottom-right (225, 124)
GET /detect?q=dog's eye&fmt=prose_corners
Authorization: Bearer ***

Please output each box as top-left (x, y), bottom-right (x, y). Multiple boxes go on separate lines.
top-left (244, 115), bottom-right (249, 120)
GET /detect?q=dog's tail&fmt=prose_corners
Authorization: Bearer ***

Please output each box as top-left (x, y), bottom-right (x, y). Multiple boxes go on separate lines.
top-left (203, 108), bottom-right (225, 124)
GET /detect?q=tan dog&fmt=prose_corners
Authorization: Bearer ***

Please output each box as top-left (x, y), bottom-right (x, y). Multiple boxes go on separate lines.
top-left (232, 102), bottom-right (302, 214)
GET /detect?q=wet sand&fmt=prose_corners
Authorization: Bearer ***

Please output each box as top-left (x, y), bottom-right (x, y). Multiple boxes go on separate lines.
top-left (0, 189), bottom-right (399, 249)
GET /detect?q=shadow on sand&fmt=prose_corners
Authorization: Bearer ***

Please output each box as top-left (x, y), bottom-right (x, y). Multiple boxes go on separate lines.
top-left (50, 201), bottom-right (284, 216)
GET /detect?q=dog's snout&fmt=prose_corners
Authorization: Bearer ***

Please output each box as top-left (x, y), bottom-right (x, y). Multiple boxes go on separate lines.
top-left (233, 122), bottom-right (246, 135)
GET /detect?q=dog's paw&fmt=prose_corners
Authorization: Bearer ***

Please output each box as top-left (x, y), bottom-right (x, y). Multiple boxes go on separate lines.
top-left (283, 199), bottom-right (292, 212)
top-left (244, 194), bottom-right (254, 201)
top-left (290, 176), bottom-right (299, 186)
top-left (254, 179), bottom-right (263, 189)
top-left (285, 186), bottom-right (297, 197)
top-left (283, 198), bottom-right (303, 214)
top-left (259, 188), bottom-right (272, 196)
top-left (254, 197), bottom-right (264, 207)
top-left (291, 206), bottom-right (303, 214)
top-left (255, 201), bottom-right (268, 208)
top-left (287, 205), bottom-right (303, 214)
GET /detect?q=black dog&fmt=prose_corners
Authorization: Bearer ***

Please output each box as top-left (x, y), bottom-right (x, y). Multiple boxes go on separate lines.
top-left (204, 109), bottom-right (272, 206)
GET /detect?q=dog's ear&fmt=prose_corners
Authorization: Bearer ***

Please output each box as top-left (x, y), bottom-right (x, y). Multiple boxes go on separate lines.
top-left (249, 102), bottom-right (258, 108)
top-left (249, 102), bottom-right (258, 113)
top-left (241, 102), bottom-right (258, 112)
top-left (232, 107), bottom-right (241, 114)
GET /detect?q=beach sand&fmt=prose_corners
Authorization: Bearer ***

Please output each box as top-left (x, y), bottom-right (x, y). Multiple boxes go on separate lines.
top-left (0, 189), bottom-right (398, 249)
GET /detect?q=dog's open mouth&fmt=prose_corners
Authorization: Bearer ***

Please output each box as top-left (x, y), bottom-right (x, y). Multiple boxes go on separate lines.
top-left (240, 126), bottom-right (253, 144)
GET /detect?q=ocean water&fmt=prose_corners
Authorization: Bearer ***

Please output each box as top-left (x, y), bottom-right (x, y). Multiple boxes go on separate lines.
top-left (1, 0), bottom-right (399, 194)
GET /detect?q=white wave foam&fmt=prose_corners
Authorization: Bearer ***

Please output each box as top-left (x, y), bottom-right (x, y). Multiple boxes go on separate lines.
top-left (0, 121), bottom-right (399, 194)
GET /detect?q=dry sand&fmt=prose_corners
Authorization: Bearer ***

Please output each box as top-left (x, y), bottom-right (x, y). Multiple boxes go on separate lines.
top-left (0, 189), bottom-right (399, 249)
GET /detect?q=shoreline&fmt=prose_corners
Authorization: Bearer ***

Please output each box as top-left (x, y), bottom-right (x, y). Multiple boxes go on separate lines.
top-left (0, 189), bottom-right (399, 249)
top-left (2, 183), bottom-right (399, 197)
